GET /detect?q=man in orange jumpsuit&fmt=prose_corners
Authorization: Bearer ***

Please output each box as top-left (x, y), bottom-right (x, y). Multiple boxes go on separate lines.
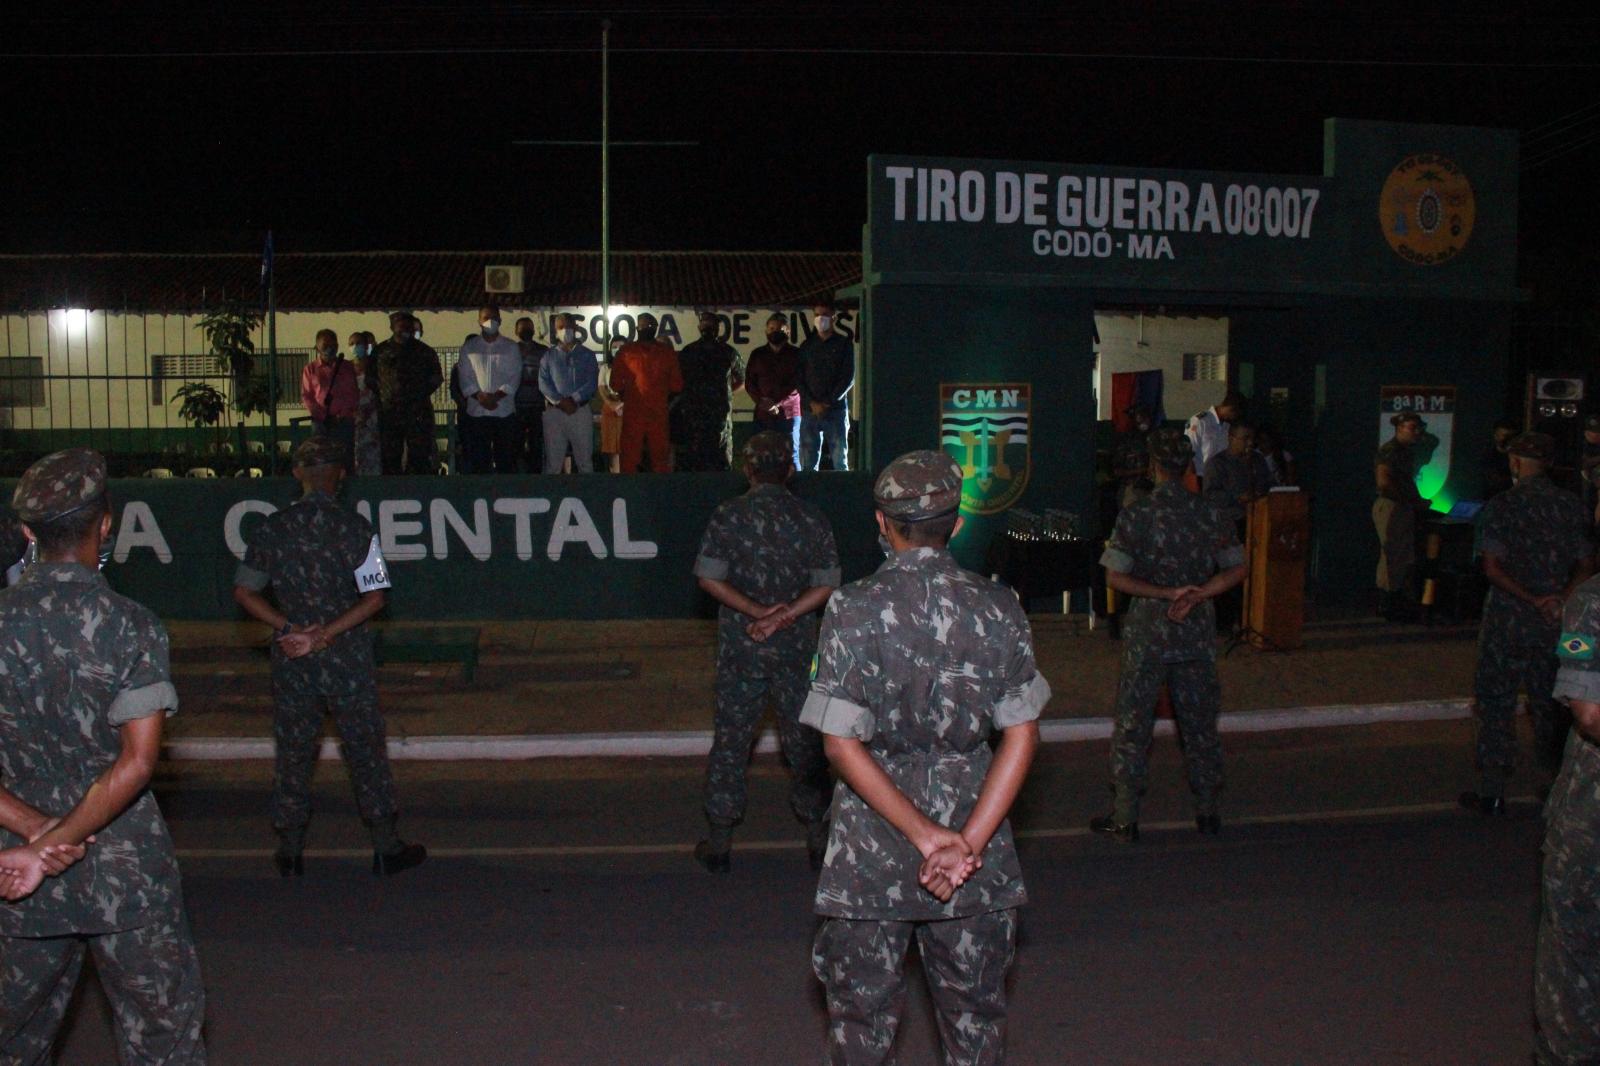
top-left (611, 313), bottom-right (683, 473)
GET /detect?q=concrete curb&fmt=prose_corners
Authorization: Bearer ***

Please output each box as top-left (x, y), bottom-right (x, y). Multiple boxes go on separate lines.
top-left (162, 698), bottom-right (1472, 761)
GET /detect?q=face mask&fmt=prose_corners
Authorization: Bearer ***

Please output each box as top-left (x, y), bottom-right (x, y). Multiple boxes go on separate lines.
top-left (398, 331), bottom-right (414, 343)
top-left (517, 330), bottom-right (533, 344)
top-left (353, 343), bottom-right (370, 358)
top-left (638, 325), bottom-right (658, 342)
top-left (815, 315), bottom-right (833, 333)
top-left (562, 327), bottom-right (576, 344)
top-left (877, 533), bottom-right (893, 557)
top-left (98, 529), bottom-right (114, 570)
top-left (318, 348), bottom-right (337, 360)
top-left (481, 319), bottom-right (500, 337)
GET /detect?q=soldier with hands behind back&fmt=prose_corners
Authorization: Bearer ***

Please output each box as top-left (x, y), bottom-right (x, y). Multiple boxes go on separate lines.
top-left (1092, 428), bottom-right (1246, 842)
top-left (232, 436), bottom-right (425, 877)
top-left (0, 448), bottom-right (207, 1064)
top-left (692, 431), bottom-right (839, 872)
top-left (803, 450), bottom-right (1049, 1066)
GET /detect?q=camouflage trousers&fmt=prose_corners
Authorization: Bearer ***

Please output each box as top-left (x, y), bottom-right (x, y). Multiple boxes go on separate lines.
top-left (1110, 660), bottom-right (1223, 823)
top-left (0, 915), bottom-right (206, 1065)
top-left (704, 663), bottom-right (830, 828)
top-left (670, 413), bottom-right (732, 472)
top-left (272, 686), bottom-right (399, 834)
top-left (1473, 637), bottom-right (1570, 795)
top-left (813, 908), bottom-right (1018, 1066)
top-left (1534, 733), bottom-right (1600, 1065)
top-left (379, 409), bottom-right (436, 475)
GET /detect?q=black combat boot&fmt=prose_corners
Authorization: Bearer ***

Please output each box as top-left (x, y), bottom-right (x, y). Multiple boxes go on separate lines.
top-left (1195, 814), bottom-right (1222, 835)
top-left (1089, 815), bottom-right (1139, 843)
top-left (1457, 790), bottom-right (1506, 816)
top-left (273, 827), bottom-right (306, 877)
top-left (695, 820), bottom-right (734, 874)
top-left (369, 816), bottom-right (427, 876)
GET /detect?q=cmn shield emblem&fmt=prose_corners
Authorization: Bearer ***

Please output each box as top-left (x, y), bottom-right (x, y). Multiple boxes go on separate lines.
top-left (940, 383), bottom-right (1030, 516)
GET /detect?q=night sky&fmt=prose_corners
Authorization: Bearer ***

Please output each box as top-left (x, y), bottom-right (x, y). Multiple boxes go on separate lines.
top-left (4, 4), bottom-right (1597, 275)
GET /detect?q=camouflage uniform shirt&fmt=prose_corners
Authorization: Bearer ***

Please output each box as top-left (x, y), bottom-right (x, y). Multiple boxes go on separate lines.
top-left (1102, 481), bottom-right (1245, 664)
top-left (373, 337), bottom-right (443, 415)
top-left (1479, 474), bottom-right (1591, 649)
top-left (235, 491), bottom-right (386, 695)
top-left (1376, 439), bottom-right (1422, 505)
top-left (801, 547), bottom-right (1052, 921)
top-left (0, 564), bottom-right (183, 936)
top-left (693, 483), bottom-right (840, 673)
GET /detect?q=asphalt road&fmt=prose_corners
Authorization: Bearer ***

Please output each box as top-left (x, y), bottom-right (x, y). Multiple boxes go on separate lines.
top-left (52, 719), bottom-right (1547, 1065)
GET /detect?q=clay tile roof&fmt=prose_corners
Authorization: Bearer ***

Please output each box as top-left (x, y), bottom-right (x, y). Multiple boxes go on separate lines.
top-left (0, 250), bottom-right (862, 313)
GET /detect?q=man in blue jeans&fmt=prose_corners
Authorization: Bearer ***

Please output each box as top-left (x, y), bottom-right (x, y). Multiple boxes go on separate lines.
top-left (798, 302), bottom-right (854, 471)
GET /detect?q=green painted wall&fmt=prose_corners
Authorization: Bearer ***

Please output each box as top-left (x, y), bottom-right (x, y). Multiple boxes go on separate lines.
top-left (860, 284), bottom-right (1097, 571)
top-left (2, 473), bottom-right (882, 620)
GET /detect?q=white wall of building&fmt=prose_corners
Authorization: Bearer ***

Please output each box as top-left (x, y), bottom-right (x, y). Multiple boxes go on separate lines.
top-left (0, 305), bottom-right (859, 431)
top-left (1093, 312), bottom-right (1230, 422)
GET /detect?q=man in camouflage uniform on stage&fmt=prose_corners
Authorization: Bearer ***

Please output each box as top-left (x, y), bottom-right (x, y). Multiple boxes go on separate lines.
top-left (802, 450), bottom-right (1048, 1066)
top-left (0, 448), bottom-right (207, 1064)
top-left (692, 431), bottom-right (839, 873)
top-left (373, 310), bottom-right (443, 475)
top-left (672, 311), bottom-right (745, 472)
top-left (1534, 572), bottom-right (1600, 1064)
top-left (1093, 428), bottom-right (1246, 841)
top-left (1461, 432), bottom-right (1593, 815)
top-left (233, 435), bottom-right (426, 877)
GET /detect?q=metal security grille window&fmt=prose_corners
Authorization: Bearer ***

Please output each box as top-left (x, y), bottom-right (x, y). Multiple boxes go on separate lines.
top-left (0, 357), bottom-right (46, 407)
top-left (1183, 352), bottom-right (1224, 382)
top-left (150, 351), bottom-right (309, 406)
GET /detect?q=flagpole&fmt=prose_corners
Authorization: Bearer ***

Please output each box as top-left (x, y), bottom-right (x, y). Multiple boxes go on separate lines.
top-left (600, 19), bottom-right (610, 345)
top-left (266, 230), bottom-right (279, 472)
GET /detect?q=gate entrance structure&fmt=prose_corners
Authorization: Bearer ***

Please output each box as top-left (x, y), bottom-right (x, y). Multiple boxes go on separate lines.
top-left (852, 119), bottom-right (1520, 604)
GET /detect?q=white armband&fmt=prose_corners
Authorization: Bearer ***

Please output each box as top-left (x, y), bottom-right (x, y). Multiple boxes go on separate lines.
top-left (354, 535), bottom-right (393, 592)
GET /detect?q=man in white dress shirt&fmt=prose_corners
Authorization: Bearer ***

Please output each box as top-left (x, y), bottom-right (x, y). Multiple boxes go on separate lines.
top-left (1185, 391), bottom-right (1245, 484)
top-left (457, 304), bottom-right (524, 474)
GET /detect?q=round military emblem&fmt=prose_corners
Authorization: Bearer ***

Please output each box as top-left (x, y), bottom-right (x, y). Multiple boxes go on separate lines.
top-left (1379, 153), bottom-right (1475, 266)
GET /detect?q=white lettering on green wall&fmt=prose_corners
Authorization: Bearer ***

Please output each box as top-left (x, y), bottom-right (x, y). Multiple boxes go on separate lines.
top-left (114, 501), bottom-right (173, 563)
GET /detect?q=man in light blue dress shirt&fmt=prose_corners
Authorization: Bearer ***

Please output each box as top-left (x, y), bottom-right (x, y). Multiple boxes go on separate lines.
top-left (539, 313), bottom-right (600, 473)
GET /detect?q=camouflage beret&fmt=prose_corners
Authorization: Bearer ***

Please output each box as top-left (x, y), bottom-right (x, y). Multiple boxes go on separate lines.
top-left (292, 435), bottom-right (349, 470)
top-left (874, 450), bottom-right (963, 521)
top-left (1147, 427), bottom-right (1193, 468)
top-left (741, 431), bottom-right (793, 474)
top-left (1391, 411), bottom-right (1427, 430)
top-left (12, 448), bottom-right (109, 525)
top-left (1507, 431), bottom-right (1557, 464)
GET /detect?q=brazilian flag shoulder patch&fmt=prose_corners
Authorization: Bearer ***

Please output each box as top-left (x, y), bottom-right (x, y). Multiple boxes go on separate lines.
top-left (809, 653), bottom-right (820, 682)
top-left (1558, 632), bottom-right (1596, 662)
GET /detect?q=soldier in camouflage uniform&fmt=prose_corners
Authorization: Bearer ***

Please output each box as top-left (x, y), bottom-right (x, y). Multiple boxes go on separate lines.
top-left (672, 311), bottom-right (745, 472)
top-left (1092, 428), bottom-right (1246, 841)
top-left (802, 450), bottom-right (1049, 1066)
top-left (1534, 574), bottom-right (1600, 1064)
top-left (232, 435), bottom-right (426, 877)
top-left (1460, 432), bottom-right (1594, 815)
top-left (373, 310), bottom-right (443, 475)
top-left (0, 448), bottom-right (207, 1064)
top-left (1373, 411), bottom-right (1430, 621)
top-left (691, 432), bottom-right (839, 873)
top-left (1111, 402), bottom-right (1156, 509)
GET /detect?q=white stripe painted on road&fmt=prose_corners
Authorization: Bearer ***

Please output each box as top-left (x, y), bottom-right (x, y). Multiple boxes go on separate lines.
top-left (161, 699), bottom-right (1473, 761)
top-left (171, 795), bottom-right (1533, 861)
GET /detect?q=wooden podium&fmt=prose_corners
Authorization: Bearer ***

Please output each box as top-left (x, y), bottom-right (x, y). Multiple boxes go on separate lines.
top-left (1243, 491), bottom-right (1308, 650)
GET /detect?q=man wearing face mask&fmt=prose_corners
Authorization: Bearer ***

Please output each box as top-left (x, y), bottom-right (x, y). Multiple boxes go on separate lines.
top-left (512, 316), bottom-right (546, 474)
top-left (798, 302), bottom-right (854, 472)
top-left (539, 313), bottom-right (600, 474)
top-left (300, 328), bottom-right (359, 468)
top-left (456, 305), bottom-right (523, 474)
top-left (672, 311), bottom-right (745, 472)
top-left (611, 312), bottom-right (684, 473)
top-left (373, 310), bottom-right (444, 475)
top-left (745, 313), bottom-right (802, 468)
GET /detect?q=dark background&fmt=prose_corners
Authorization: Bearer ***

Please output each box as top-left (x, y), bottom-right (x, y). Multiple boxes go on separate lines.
top-left (3, 3), bottom-right (1596, 362)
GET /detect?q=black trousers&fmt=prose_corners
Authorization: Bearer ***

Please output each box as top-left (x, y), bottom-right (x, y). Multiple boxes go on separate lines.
top-left (460, 413), bottom-right (521, 474)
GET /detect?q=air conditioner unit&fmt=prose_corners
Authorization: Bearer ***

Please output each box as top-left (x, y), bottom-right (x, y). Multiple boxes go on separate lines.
top-left (485, 265), bottom-right (524, 294)
top-left (1535, 377), bottom-right (1584, 402)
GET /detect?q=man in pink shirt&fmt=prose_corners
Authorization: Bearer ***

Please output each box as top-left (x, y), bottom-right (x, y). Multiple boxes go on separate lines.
top-left (301, 329), bottom-right (360, 467)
